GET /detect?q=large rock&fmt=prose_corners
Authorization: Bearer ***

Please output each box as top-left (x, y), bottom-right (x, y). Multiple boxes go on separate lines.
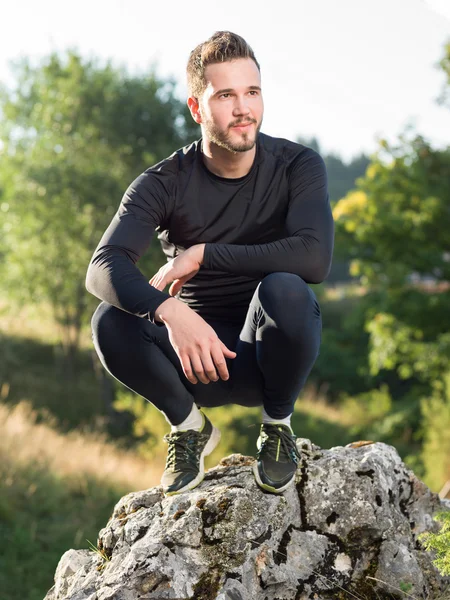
top-left (44, 441), bottom-right (450, 600)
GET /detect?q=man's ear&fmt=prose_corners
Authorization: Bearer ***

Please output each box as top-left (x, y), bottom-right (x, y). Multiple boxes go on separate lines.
top-left (187, 97), bottom-right (202, 124)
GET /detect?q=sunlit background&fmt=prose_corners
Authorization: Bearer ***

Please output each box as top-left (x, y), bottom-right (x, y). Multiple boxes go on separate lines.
top-left (1, 0), bottom-right (449, 160)
top-left (1, 2), bottom-right (449, 598)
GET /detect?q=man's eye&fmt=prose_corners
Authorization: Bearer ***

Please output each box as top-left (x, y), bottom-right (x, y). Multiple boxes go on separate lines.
top-left (220, 94), bottom-right (231, 98)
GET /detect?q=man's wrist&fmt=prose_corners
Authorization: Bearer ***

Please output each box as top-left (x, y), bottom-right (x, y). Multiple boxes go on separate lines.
top-left (155, 297), bottom-right (181, 324)
top-left (195, 243), bottom-right (206, 265)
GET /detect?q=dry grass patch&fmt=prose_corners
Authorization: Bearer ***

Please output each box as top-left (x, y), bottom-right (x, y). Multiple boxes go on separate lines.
top-left (0, 400), bottom-right (163, 491)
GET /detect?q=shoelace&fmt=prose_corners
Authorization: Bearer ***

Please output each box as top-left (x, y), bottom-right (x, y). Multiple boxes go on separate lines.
top-left (163, 430), bottom-right (203, 471)
top-left (258, 425), bottom-right (302, 464)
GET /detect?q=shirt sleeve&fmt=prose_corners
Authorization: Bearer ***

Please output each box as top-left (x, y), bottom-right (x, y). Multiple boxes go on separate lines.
top-left (85, 171), bottom-right (173, 325)
top-left (202, 150), bottom-right (334, 284)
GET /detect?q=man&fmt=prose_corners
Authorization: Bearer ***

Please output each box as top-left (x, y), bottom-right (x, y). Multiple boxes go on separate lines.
top-left (86, 31), bottom-right (334, 496)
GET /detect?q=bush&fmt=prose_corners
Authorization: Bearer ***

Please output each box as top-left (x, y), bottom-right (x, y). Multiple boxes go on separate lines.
top-left (418, 511), bottom-right (450, 576)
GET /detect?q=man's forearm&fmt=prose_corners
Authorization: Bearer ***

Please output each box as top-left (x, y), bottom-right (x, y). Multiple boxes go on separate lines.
top-left (86, 246), bottom-right (172, 323)
top-left (202, 232), bottom-right (334, 284)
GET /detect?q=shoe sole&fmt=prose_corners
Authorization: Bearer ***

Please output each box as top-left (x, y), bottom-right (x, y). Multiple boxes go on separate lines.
top-left (164, 426), bottom-right (221, 496)
top-left (252, 462), bottom-right (295, 494)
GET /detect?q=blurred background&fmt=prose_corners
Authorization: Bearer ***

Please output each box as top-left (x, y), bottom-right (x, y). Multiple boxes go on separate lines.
top-left (0, 1), bottom-right (449, 598)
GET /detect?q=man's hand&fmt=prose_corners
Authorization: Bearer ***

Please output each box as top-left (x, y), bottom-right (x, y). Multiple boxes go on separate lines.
top-left (155, 297), bottom-right (236, 384)
top-left (149, 244), bottom-right (205, 297)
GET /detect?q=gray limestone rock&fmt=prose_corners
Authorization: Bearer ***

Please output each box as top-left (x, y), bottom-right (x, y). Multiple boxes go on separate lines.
top-left (44, 444), bottom-right (450, 600)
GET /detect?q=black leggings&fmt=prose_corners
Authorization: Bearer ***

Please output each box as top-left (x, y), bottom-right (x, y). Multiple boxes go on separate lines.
top-left (91, 272), bottom-right (322, 425)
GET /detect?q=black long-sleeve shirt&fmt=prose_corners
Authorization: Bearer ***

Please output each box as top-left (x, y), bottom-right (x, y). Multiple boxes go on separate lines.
top-left (85, 132), bottom-right (335, 325)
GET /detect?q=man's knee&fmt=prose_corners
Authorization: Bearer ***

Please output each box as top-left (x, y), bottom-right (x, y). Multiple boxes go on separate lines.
top-left (259, 272), bottom-right (313, 310)
top-left (91, 302), bottom-right (122, 349)
top-left (256, 273), bottom-right (321, 342)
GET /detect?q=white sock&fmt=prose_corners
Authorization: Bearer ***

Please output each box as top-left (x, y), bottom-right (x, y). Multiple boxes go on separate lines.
top-left (262, 408), bottom-right (293, 432)
top-left (171, 404), bottom-right (203, 432)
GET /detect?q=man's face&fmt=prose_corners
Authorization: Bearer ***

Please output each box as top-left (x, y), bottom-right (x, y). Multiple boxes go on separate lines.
top-left (195, 58), bottom-right (264, 153)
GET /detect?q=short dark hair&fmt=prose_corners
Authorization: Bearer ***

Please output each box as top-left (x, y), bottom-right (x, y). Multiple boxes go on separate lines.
top-left (186, 31), bottom-right (260, 98)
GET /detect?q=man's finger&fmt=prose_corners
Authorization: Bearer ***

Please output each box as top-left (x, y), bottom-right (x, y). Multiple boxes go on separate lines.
top-left (200, 349), bottom-right (219, 382)
top-left (169, 275), bottom-right (191, 296)
top-left (169, 279), bottom-right (182, 296)
top-left (180, 353), bottom-right (197, 384)
top-left (210, 343), bottom-right (230, 381)
top-left (190, 354), bottom-right (209, 384)
top-left (153, 275), bottom-right (167, 291)
top-left (220, 341), bottom-right (237, 359)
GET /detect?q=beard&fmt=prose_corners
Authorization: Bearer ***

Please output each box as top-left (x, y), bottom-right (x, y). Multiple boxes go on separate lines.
top-left (202, 112), bottom-right (263, 153)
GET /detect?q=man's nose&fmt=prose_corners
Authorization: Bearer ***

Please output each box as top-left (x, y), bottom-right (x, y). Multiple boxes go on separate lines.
top-left (232, 96), bottom-right (251, 116)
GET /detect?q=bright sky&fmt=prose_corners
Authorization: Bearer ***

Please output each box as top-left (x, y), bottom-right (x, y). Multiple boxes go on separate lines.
top-left (1, 0), bottom-right (449, 162)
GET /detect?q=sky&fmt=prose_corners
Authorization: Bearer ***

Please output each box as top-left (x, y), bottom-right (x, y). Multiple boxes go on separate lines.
top-left (1, 0), bottom-right (449, 162)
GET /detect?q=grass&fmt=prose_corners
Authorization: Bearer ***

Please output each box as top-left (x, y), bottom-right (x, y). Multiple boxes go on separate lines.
top-left (0, 400), bottom-right (163, 600)
top-left (0, 327), bottom-right (106, 431)
top-left (0, 401), bottom-right (161, 489)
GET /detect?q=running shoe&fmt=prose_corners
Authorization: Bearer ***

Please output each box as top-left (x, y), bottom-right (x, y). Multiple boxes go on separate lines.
top-left (253, 423), bottom-right (301, 493)
top-left (161, 411), bottom-right (220, 496)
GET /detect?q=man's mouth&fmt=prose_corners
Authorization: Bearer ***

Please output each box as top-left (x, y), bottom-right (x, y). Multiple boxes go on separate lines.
top-left (231, 122), bottom-right (254, 129)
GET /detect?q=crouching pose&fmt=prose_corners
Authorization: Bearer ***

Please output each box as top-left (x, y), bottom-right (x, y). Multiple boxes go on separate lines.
top-left (86, 31), bottom-right (334, 496)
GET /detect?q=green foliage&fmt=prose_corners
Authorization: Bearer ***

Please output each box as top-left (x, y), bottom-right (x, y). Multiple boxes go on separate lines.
top-left (398, 581), bottom-right (413, 594)
top-left (314, 294), bottom-right (374, 399)
top-left (418, 511), bottom-right (450, 576)
top-left (0, 50), bottom-right (197, 364)
top-left (340, 383), bottom-right (393, 426)
top-left (331, 76), bottom-right (450, 487)
top-left (114, 388), bottom-right (170, 457)
top-left (333, 133), bottom-right (450, 288)
top-left (86, 538), bottom-right (111, 563)
top-left (339, 389), bottom-right (424, 474)
top-left (366, 311), bottom-right (450, 384)
top-left (0, 50), bottom-right (198, 171)
top-left (0, 130), bottom-right (130, 330)
top-left (0, 328), bottom-right (105, 430)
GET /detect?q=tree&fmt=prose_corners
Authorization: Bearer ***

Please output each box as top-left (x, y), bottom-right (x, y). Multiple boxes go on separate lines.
top-left (333, 134), bottom-right (450, 291)
top-left (331, 39), bottom-right (450, 489)
top-left (0, 50), bottom-right (199, 376)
